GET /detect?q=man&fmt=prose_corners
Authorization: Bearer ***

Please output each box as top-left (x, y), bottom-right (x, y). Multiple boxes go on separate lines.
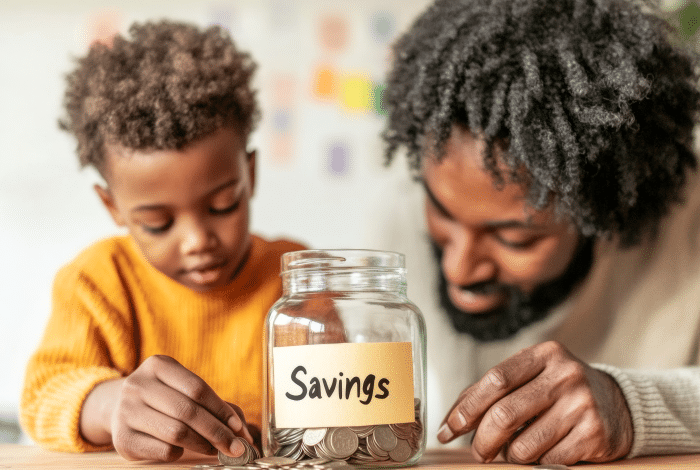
top-left (377, 0), bottom-right (700, 466)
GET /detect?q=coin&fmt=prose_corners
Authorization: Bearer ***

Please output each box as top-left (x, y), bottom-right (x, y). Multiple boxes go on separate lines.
top-left (218, 437), bottom-right (260, 466)
top-left (303, 428), bottom-right (328, 446)
top-left (255, 456), bottom-right (298, 466)
top-left (373, 425), bottom-right (398, 452)
top-left (388, 438), bottom-right (412, 462)
top-left (325, 427), bottom-right (359, 459)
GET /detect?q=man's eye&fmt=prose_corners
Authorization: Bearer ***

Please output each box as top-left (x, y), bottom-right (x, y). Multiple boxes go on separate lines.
top-left (210, 200), bottom-right (241, 215)
top-left (494, 233), bottom-right (540, 250)
top-left (142, 221), bottom-right (172, 234)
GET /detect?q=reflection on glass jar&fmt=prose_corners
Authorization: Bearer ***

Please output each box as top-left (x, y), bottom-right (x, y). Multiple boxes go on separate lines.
top-left (263, 250), bottom-right (427, 468)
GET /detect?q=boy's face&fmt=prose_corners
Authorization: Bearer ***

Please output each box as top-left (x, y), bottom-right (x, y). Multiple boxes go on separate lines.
top-left (96, 126), bottom-right (255, 292)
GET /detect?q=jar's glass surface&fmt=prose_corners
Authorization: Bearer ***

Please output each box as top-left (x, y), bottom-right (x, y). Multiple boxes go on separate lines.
top-left (263, 250), bottom-right (427, 468)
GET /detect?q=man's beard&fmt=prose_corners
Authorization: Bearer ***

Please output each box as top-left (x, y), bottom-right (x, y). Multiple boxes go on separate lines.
top-left (432, 237), bottom-right (594, 342)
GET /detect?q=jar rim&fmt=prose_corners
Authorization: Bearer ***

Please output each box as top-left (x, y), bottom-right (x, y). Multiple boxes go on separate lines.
top-left (282, 249), bottom-right (405, 273)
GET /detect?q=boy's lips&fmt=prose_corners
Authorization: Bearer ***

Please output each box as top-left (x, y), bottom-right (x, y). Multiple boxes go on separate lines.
top-left (183, 260), bottom-right (227, 286)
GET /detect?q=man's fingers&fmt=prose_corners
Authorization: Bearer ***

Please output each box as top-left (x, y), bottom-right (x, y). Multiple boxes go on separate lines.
top-left (537, 429), bottom-right (587, 467)
top-left (503, 402), bottom-right (575, 464)
top-left (470, 371), bottom-right (563, 462)
top-left (438, 344), bottom-right (547, 442)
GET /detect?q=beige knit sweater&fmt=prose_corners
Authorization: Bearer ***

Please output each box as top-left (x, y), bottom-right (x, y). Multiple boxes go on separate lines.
top-left (368, 165), bottom-right (700, 457)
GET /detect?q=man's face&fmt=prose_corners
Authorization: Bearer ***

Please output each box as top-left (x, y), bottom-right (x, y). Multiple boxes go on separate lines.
top-left (423, 125), bottom-right (590, 340)
top-left (96, 126), bottom-right (256, 292)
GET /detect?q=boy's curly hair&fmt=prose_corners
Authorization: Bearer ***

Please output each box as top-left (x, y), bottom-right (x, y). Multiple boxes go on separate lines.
top-left (59, 20), bottom-right (259, 177)
top-left (383, 0), bottom-right (700, 246)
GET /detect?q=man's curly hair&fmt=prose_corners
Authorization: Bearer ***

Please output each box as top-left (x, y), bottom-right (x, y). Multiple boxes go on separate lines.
top-left (383, 0), bottom-right (700, 246)
top-left (59, 20), bottom-right (259, 177)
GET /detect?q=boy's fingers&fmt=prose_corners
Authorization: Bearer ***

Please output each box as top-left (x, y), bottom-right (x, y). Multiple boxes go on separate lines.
top-left (142, 356), bottom-right (244, 455)
top-left (138, 378), bottom-right (238, 456)
top-left (226, 402), bottom-right (256, 447)
top-left (151, 356), bottom-right (232, 421)
top-left (125, 405), bottom-right (215, 456)
top-left (114, 428), bottom-right (185, 462)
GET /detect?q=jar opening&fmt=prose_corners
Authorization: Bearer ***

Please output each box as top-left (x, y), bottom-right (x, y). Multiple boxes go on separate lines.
top-left (282, 249), bottom-right (405, 274)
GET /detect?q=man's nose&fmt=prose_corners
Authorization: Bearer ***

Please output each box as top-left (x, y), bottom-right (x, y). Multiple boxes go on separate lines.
top-left (441, 229), bottom-right (495, 287)
top-left (180, 217), bottom-right (216, 255)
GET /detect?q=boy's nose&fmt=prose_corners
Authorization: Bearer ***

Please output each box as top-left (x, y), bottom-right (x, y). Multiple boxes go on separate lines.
top-left (180, 219), bottom-right (217, 255)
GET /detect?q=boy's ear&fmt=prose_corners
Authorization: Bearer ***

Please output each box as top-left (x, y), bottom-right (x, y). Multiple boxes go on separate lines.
top-left (94, 184), bottom-right (126, 227)
top-left (247, 150), bottom-right (256, 196)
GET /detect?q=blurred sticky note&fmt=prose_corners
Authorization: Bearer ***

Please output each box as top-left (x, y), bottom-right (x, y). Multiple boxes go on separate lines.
top-left (341, 74), bottom-right (371, 113)
top-left (312, 65), bottom-right (337, 100)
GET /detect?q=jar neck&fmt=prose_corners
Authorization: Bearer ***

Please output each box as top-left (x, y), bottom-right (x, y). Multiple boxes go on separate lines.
top-left (283, 268), bottom-right (407, 295)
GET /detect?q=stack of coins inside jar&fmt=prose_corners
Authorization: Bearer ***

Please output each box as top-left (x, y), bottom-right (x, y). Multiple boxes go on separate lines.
top-left (269, 399), bottom-right (422, 466)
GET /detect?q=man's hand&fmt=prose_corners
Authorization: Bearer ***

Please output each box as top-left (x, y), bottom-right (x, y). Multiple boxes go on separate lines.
top-left (80, 355), bottom-right (256, 462)
top-left (437, 341), bottom-right (633, 466)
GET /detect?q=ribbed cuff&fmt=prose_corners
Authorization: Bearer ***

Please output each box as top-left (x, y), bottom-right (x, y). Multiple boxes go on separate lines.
top-left (33, 367), bottom-right (121, 452)
top-left (591, 363), bottom-right (700, 458)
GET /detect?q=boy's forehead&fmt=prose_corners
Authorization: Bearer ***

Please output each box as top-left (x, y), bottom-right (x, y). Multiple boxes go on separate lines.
top-left (102, 127), bottom-right (249, 193)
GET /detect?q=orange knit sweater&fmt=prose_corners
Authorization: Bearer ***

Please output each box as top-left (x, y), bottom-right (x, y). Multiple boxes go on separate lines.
top-left (20, 234), bottom-right (305, 452)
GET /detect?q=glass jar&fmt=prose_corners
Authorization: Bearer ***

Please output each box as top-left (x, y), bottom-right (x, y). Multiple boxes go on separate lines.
top-left (263, 249), bottom-right (427, 468)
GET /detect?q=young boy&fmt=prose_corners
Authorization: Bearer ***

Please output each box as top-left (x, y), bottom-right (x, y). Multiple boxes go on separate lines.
top-left (19, 20), bottom-right (305, 462)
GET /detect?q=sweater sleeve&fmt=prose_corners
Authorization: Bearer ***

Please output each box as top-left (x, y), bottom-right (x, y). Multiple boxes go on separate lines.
top-left (20, 253), bottom-right (134, 452)
top-left (591, 363), bottom-right (700, 458)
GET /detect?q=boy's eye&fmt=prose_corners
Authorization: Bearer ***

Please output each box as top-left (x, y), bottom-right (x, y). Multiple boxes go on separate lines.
top-left (210, 200), bottom-right (241, 215)
top-left (142, 221), bottom-right (173, 234)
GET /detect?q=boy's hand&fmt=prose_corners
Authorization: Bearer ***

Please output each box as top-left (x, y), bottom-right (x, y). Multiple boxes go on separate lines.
top-left (81, 355), bottom-right (255, 462)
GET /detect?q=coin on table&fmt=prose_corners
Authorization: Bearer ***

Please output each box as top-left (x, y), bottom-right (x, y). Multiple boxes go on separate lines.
top-left (533, 465), bottom-right (570, 470)
top-left (254, 456), bottom-right (298, 466)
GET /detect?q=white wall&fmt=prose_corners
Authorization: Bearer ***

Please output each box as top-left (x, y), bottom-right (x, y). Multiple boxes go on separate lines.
top-left (0, 0), bottom-right (431, 440)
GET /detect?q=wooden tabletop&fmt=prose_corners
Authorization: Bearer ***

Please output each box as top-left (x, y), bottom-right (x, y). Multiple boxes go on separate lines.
top-left (1, 445), bottom-right (700, 469)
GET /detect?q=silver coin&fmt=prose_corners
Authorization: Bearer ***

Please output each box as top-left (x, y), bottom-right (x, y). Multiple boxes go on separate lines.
top-left (388, 438), bottom-right (413, 462)
top-left (219, 437), bottom-right (257, 466)
top-left (533, 465), bottom-right (570, 470)
top-left (299, 458), bottom-right (331, 465)
top-left (366, 434), bottom-right (389, 459)
top-left (218, 449), bottom-right (248, 466)
top-left (302, 427), bottom-right (328, 446)
top-left (372, 425), bottom-right (398, 452)
top-left (255, 456), bottom-right (298, 466)
top-left (325, 427), bottom-right (359, 459)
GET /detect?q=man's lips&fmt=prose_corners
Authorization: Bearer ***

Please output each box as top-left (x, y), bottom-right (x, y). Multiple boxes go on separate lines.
top-left (447, 283), bottom-right (508, 313)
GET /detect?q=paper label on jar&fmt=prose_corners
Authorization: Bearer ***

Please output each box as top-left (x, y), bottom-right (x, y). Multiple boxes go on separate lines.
top-left (273, 342), bottom-right (415, 429)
